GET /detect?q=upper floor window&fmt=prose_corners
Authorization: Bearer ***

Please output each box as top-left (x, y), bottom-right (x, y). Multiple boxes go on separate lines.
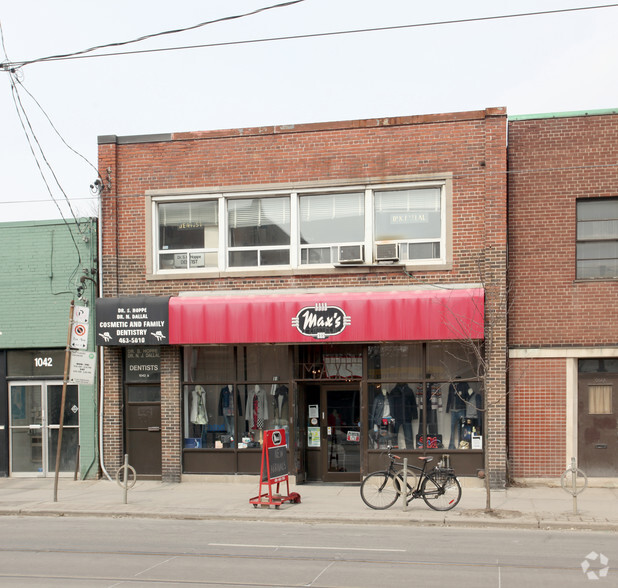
top-left (577, 198), bottom-right (618, 279)
top-left (153, 181), bottom-right (447, 274)
top-left (374, 187), bottom-right (442, 262)
top-left (159, 200), bottom-right (218, 270)
top-left (300, 192), bottom-right (364, 264)
top-left (228, 197), bottom-right (290, 267)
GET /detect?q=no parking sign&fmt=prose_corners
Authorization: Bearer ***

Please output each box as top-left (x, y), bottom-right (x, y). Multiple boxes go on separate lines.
top-left (70, 306), bottom-right (90, 350)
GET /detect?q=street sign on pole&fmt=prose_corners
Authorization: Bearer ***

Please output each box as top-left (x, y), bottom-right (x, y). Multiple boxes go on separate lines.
top-left (69, 350), bottom-right (96, 385)
top-left (70, 305), bottom-right (90, 350)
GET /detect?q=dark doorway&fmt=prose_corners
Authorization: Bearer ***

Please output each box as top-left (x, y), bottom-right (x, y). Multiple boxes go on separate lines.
top-left (125, 385), bottom-right (162, 479)
top-left (578, 360), bottom-right (618, 477)
top-left (301, 383), bottom-right (361, 482)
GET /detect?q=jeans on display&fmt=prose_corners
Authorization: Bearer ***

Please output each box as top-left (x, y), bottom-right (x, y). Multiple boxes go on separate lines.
top-left (223, 415), bottom-right (234, 437)
top-left (397, 423), bottom-right (414, 449)
top-left (448, 409), bottom-right (466, 449)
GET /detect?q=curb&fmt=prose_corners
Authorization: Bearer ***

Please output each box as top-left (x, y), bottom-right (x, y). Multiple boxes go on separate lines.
top-left (1, 506), bottom-right (616, 532)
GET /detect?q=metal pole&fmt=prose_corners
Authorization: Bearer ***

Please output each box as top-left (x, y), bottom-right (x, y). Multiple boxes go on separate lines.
top-left (571, 457), bottom-right (578, 515)
top-left (123, 454), bottom-right (129, 504)
top-left (54, 300), bottom-right (74, 502)
top-left (402, 458), bottom-right (408, 512)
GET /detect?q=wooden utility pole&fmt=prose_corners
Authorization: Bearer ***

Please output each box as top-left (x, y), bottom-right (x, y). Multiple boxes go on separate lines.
top-left (54, 300), bottom-right (74, 502)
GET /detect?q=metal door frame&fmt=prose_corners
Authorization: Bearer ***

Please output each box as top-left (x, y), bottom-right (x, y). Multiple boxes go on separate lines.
top-left (320, 383), bottom-right (361, 483)
top-left (8, 380), bottom-right (80, 477)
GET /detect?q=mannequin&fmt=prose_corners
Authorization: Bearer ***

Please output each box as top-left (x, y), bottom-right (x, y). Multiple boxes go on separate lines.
top-left (271, 383), bottom-right (289, 425)
top-left (390, 383), bottom-right (417, 448)
top-left (370, 387), bottom-right (396, 448)
top-left (190, 385), bottom-right (208, 445)
top-left (245, 384), bottom-right (269, 431)
top-left (219, 384), bottom-right (242, 435)
top-left (416, 377), bottom-right (442, 445)
top-left (446, 379), bottom-right (469, 449)
top-left (190, 385), bottom-right (208, 425)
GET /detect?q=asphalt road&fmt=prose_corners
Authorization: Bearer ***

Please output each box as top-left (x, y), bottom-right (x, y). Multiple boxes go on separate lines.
top-left (0, 517), bottom-right (614, 586)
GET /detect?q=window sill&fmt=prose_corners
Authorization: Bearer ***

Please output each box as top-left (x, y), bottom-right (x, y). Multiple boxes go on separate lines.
top-left (147, 261), bottom-right (452, 281)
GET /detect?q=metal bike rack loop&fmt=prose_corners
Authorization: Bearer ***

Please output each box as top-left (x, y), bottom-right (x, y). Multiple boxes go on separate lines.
top-left (115, 454), bottom-right (137, 504)
top-left (560, 457), bottom-right (587, 515)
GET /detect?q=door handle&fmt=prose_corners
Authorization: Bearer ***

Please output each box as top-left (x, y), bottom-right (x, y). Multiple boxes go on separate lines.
top-left (595, 443), bottom-right (608, 449)
top-left (148, 426), bottom-right (161, 432)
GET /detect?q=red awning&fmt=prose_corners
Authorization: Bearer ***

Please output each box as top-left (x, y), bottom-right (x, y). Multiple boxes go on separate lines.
top-left (168, 288), bottom-right (484, 345)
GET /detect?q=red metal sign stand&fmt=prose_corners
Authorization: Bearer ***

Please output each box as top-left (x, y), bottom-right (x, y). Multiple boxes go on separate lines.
top-left (249, 429), bottom-right (301, 509)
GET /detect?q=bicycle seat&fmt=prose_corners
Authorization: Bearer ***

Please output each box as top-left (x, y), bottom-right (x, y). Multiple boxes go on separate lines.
top-left (418, 456), bottom-right (434, 462)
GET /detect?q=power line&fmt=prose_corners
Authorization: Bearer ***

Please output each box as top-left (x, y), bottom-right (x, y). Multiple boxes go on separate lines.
top-left (8, 75), bottom-right (83, 262)
top-left (1, 0), bottom-right (306, 69)
top-left (1, 161), bottom-right (617, 212)
top-left (1, 3), bottom-right (616, 68)
top-left (15, 78), bottom-right (100, 178)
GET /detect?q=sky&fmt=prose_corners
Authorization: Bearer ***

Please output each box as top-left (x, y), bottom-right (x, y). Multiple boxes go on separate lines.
top-left (1, 0), bottom-right (617, 222)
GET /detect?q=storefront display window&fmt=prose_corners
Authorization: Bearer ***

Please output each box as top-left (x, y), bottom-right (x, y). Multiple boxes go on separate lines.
top-left (183, 346), bottom-right (291, 451)
top-left (368, 379), bottom-right (482, 451)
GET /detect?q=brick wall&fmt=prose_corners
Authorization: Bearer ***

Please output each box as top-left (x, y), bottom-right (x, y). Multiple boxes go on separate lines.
top-left (99, 108), bottom-right (509, 484)
top-left (507, 112), bottom-right (618, 479)
top-left (508, 113), bottom-right (618, 348)
top-left (508, 358), bottom-right (566, 478)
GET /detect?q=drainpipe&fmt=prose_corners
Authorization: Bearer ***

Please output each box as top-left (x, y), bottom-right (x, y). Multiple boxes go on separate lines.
top-left (97, 204), bottom-right (112, 482)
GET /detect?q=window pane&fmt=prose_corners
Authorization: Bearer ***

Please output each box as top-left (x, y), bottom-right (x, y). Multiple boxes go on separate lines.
top-left (407, 242), bottom-right (440, 260)
top-left (242, 346), bottom-right (290, 381)
top-left (577, 219), bottom-right (618, 240)
top-left (301, 247), bottom-right (331, 264)
top-left (127, 386), bottom-right (160, 403)
top-left (229, 250), bottom-right (258, 267)
top-left (299, 193), bottom-right (364, 244)
top-left (159, 201), bottom-right (218, 250)
top-left (577, 258), bottom-right (618, 279)
top-left (589, 385), bottom-right (612, 414)
top-left (368, 344), bottom-right (422, 380)
top-left (426, 342), bottom-right (480, 380)
top-left (577, 241), bottom-right (618, 260)
top-left (374, 188), bottom-right (441, 241)
top-left (184, 384), bottom-right (239, 449)
top-left (577, 199), bottom-right (618, 222)
top-left (260, 249), bottom-right (290, 266)
top-left (228, 197), bottom-right (290, 247)
top-left (184, 347), bottom-right (235, 382)
top-left (241, 383), bottom-right (289, 448)
top-left (368, 383), bottom-right (418, 449)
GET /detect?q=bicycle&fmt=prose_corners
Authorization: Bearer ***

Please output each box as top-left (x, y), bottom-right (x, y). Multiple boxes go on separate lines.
top-left (360, 445), bottom-right (462, 511)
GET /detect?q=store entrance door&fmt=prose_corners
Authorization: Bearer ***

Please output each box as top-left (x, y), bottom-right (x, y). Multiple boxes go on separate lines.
top-left (125, 385), bottom-right (162, 479)
top-left (578, 374), bottom-right (618, 476)
top-left (322, 386), bottom-right (361, 482)
top-left (9, 381), bottom-right (79, 477)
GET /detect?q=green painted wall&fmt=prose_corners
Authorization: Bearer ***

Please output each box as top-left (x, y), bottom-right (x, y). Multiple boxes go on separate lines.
top-left (0, 218), bottom-right (99, 479)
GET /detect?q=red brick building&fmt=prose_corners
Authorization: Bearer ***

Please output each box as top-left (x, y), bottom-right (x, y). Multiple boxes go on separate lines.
top-left (508, 110), bottom-right (618, 483)
top-left (96, 108), bottom-right (508, 486)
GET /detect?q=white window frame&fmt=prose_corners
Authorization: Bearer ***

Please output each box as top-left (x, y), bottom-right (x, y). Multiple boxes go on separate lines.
top-left (148, 177), bottom-right (450, 277)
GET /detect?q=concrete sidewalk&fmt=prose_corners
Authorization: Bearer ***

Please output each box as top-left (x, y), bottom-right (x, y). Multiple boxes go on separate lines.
top-left (1, 476), bottom-right (616, 532)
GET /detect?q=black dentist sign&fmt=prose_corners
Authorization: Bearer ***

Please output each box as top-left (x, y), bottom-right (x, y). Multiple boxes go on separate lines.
top-left (96, 296), bottom-right (170, 346)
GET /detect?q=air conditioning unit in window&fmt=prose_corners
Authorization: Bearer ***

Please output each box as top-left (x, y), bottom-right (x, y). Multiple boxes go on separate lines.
top-left (375, 243), bottom-right (399, 262)
top-left (338, 244), bottom-right (364, 264)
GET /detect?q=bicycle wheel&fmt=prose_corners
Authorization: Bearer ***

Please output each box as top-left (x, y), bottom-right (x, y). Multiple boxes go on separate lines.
top-left (421, 473), bottom-right (462, 511)
top-left (360, 472), bottom-right (399, 510)
top-left (393, 466), bottom-right (420, 497)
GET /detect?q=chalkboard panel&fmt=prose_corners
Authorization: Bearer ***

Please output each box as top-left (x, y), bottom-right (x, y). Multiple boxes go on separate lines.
top-left (262, 445), bottom-right (288, 482)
